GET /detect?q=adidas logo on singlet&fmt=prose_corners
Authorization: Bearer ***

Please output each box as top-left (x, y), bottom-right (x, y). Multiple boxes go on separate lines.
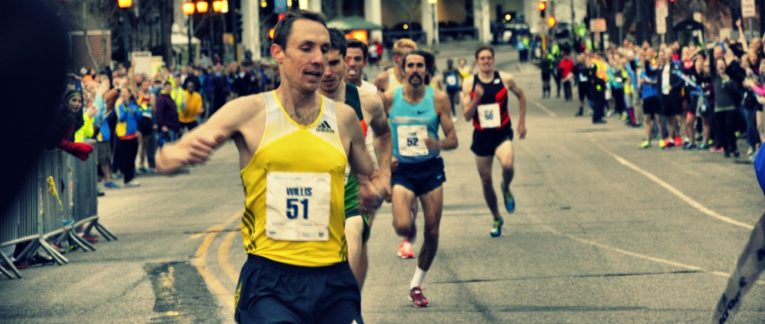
top-left (316, 120), bottom-right (334, 133)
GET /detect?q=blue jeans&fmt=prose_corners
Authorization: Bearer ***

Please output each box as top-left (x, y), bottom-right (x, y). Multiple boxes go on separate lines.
top-left (742, 108), bottom-right (761, 148)
top-left (158, 129), bottom-right (178, 148)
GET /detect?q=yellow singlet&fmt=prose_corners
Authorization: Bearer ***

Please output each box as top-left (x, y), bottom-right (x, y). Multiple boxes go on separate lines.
top-left (240, 91), bottom-right (348, 267)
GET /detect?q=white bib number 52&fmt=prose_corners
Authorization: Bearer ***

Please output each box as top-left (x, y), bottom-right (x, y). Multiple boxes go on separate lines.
top-left (397, 125), bottom-right (429, 157)
top-left (266, 172), bottom-right (330, 241)
top-left (477, 103), bottom-right (501, 128)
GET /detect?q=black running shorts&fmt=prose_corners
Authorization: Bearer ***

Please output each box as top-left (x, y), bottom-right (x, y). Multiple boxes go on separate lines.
top-left (643, 96), bottom-right (660, 116)
top-left (470, 126), bottom-right (514, 157)
top-left (391, 157), bottom-right (446, 197)
top-left (235, 255), bottom-right (363, 324)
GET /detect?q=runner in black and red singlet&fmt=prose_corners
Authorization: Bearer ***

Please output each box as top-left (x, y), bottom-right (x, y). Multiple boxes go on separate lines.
top-left (461, 45), bottom-right (527, 238)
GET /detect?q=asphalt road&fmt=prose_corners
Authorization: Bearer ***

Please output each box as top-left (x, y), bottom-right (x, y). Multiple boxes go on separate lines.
top-left (1, 47), bottom-right (764, 323)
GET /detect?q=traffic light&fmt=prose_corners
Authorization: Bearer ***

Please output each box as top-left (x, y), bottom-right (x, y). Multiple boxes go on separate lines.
top-left (538, 1), bottom-right (547, 18)
top-left (547, 16), bottom-right (556, 28)
top-left (235, 12), bottom-right (243, 41)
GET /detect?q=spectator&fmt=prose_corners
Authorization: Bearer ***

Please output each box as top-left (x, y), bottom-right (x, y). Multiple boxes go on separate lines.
top-left (136, 80), bottom-right (156, 175)
top-left (713, 58), bottom-right (742, 158)
top-left (113, 88), bottom-right (141, 187)
top-left (558, 52), bottom-right (574, 101)
top-left (155, 81), bottom-right (181, 147)
top-left (179, 81), bottom-right (203, 133)
top-left (94, 87), bottom-right (119, 189)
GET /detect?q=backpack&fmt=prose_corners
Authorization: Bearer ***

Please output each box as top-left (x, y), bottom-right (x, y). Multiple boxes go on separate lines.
top-left (444, 70), bottom-right (460, 91)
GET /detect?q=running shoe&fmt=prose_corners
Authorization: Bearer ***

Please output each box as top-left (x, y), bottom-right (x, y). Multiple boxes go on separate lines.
top-left (639, 140), bottom-right (651, 149)
top-left (104, 181), bottom-right (120, 189)
top-left (124, 180), bottom-right (141, 188)
top-left (397, 240), bottom-right (415, 259)
top-left (674, 136), bottom-right (682, 147)
top-left (502, 186), bottom-right (515, 213)
top-left (659, 139), bottom-right (668, 149)
top-left (698, 143), bottom-right (710, 150)
top-left (490, 217), bottom-right (505, 237)
top-left (409, 287), bottom-right (429, 308)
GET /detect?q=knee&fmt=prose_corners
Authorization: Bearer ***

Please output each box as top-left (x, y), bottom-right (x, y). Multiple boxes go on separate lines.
top-left (479, 173), bottom-right (493, 187)
top-left (392, 218), bottom-right (412, 236)
top-left (500, 160), bottom-right (514, 173)
top-left (424, 225), bottom-right (440, 242)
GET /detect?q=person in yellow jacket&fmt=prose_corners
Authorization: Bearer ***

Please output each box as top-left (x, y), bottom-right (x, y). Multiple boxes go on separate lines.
top-left (179, 82), bottom-right (203, 132)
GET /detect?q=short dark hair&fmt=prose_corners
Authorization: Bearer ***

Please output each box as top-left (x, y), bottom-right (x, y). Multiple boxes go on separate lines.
top-left (346, 39), bottom-right (368, 60)
top-left (475, 45), bottom-right (495, 59)
top-left (401, 49), bottom-right (435, 84)
top-left (273, 10), bottom-right (327, 49)
top-left (327, 28), bottom-right (347, 57)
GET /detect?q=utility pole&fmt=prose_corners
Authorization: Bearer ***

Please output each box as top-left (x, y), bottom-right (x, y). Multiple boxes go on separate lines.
top-left (570, 0), bottom-right (575, 51)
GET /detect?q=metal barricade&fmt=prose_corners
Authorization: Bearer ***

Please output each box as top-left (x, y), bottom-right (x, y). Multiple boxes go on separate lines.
top-left (72, 153), bottom-right (98, 223)
top-left (38, 150), bottom-right (70, 235)
top-left (0, 168), bottom-right (38, 279)
top-left (0, 148), bottom-right (116, 279)
top-left (72, 147), bottom-right (117, 243)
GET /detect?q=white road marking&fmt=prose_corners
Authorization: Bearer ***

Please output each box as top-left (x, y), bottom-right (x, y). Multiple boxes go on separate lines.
top-left (532, 100), bottom-right (558, 118)
top-left (589, 137), bottom-right (753, 230)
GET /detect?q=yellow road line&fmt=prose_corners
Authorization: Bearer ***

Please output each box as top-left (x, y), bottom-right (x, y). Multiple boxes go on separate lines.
top-left (217, 230), bottom-right (240, 283)
top-left (192, 209), bottom-right (242, 314)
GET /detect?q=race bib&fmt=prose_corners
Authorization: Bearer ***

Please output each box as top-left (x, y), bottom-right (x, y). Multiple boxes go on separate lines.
top-left (265, 172), bottom-right (330, 241)
top-left (397, 125), bottom-right (429, 157)
top-left (579, 74), bottom-right (588, 82)
top-left (446, 75), bottom-right (458, 86)
top-left (477, 103), bottom-right (501, 128)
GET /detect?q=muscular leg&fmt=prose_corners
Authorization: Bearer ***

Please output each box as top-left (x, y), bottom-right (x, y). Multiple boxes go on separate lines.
top-left (475, 155), bottom-right (500, 220)
top-left (495, 140), bottom-right (515, 195)
top-left (345, 216), bottom-right (365, 288)
top-left (417, 186), bottom-right (443, 271)
top-left (392, 185), bottom-right (416, 240)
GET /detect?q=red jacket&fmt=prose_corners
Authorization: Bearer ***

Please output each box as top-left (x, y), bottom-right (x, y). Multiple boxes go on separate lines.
top-left (558, 58), bottom-right (574, 80)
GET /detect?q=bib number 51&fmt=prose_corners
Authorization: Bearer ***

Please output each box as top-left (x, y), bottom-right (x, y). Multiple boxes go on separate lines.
top-left (286, 198), bottom-right (309, 219)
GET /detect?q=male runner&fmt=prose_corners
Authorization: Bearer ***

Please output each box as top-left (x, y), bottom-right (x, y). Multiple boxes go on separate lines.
top-left (157, 11), bottom-right (381, 323)
top-left (461, 45), bottom-right (527, 237)
top-left (320, 29), bottom-right (392, 289)
top-left (345, 39), bottom-right (378, 94)
top-left (372, 38), bottom-right (421, 259)
top-left (383, 49), bottom-right (458, 307)
top-left (375, 38), bottom-right (417, 93)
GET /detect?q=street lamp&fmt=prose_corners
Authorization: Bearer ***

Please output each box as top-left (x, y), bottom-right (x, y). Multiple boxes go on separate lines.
top-left (183, 1), bottom-right (195, 65)
top-left (196, 0), bottom-right (209, 14)
top-left (183, 1), bottom-right (229, 66)
top-left (117, 0), bottom-right (133, 63)
top-left (117, 0), bottom-right (132, 9)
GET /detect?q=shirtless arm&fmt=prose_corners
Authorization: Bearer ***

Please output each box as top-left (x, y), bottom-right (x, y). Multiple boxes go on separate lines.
top-left (501, 72), bottom-right (527, 139)
top-left (461, 76), bottom-right (481, 121)
top-left (361, 91), bottom-right (392, 197)
top-left (431, 91), bottom-right (458, 150)
top-left (337, 103), bottom-right (381, 213)
top-left (374, 70), bottom-right (389, 93)
top-left (156, 95), bottom-right (260, 173)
